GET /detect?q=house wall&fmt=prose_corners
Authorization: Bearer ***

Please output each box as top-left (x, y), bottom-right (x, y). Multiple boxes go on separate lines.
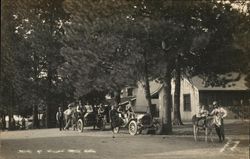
top-left (134, 83), bottom-right (148, 107)
top-left (127, 78), bottom-right (250, 121)
top-left (135, 79), bottom-right (200, 121)
top-left (178, 79), bottom-right (200, 121)
top-left (158, 79), bottom-right (199, 121)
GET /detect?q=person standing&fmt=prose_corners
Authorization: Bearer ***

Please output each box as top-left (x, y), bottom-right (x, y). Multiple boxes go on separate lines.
top-left (64, 104), bottom-right (74, 130)
top-left (210, 101), bottom-right (227, 142)
top-left (56, 107), bottom-right (64, 131)
top-left (126, 100), bottom-right (134, 120)
top-left (109, 105), bottom-right (120, 129)
top-left (76, 100), bottom-right (86, 116)
top-left (21, 117), bottom-right (26, 130)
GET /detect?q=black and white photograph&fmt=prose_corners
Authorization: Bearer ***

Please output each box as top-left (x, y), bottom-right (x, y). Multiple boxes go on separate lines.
top-left (1, 0), bottom-right (249, 159)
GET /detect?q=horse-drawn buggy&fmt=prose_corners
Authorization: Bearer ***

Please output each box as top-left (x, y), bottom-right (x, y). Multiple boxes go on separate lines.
top-left (192, 102), bottom-right (227, 142)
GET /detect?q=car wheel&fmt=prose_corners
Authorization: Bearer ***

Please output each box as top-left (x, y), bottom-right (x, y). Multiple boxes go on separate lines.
top-left (100, 119), bottom-right (106, 131)
top-left (77, 119), bottom-right (84, 132)
top-left (128, 120), bottom-right (138, 136)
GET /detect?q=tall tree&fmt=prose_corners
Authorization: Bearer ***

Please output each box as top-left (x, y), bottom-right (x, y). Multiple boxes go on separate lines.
top-left (61, 0), bottom-right (141, 103)
top-left (1, 0), bottom-right (21, 130)
top-left (14, 0), bottom-right (70, 128)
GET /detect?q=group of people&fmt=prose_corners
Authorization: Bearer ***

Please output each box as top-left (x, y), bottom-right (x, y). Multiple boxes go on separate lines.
top-left (196, 101), bottom-right (227, 142)
top-left (56, 100), bottom-right (228, 142)
top-left (109, 100), bottom-right (135, 129)
top-left (56, 99), bottom-right (135, 131)
top-left (56, 101), bottom-right (86, 131)
top-left (56, 101), bottom-right (109, 131)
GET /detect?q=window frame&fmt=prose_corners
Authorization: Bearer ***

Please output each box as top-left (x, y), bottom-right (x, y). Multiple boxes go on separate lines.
top-left (183, 94), bottom-right (191, 112)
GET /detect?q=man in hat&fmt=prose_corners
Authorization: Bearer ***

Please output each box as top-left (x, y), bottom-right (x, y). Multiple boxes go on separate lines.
top-left (76, 100), bottom-right (87, 117)
top-left (56, 107), bottom-right (64, 131)
top-left (109, 105), bottom-right (121, 129)
top-left (64, 103), bottom-right (74, 130)
top-left (126, 100), bottom-right (134, 120)
top-left (210, 101), bottom-right (227, 142)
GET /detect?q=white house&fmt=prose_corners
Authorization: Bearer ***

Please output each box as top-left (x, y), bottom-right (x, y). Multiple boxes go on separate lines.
top-left (120, 73), bottom-right (250, 121)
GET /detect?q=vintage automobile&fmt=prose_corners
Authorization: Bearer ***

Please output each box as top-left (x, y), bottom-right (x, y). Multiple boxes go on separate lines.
top-left (110, 105), bottom-right (162, 135)
top-left (76, 105), bottom-right (106, 132)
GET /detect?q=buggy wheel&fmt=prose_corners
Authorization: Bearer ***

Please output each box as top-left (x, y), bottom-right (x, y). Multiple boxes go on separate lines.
top-left (128, 120), bottom-right (138, 136)
top-left (193, 125), bottom-right (200, 142)
top-left (193, 125), bottom-right (197, 141)
top-left (77, 119), bottom-right (84, 132)
top-left (112, 126), bottom-right (120, 134)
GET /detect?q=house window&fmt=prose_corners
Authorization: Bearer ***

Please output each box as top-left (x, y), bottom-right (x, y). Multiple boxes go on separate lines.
top-left (183, 94), bottom-right (191, 111)
top-left (127, 88), bottom-right (133, 96)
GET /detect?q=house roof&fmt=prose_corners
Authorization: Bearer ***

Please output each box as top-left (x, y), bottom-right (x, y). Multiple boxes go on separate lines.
top-left (149, 81), bottom-right (163, 95)
top-left (189, 73), bottom-right (249, 91)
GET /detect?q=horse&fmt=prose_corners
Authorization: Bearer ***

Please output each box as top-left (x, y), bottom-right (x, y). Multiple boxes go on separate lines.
top-left (192, 114), bottom-right (219, 142)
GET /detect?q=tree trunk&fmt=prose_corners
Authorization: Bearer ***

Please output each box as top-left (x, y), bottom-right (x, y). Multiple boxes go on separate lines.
top-left (33, 54), bottom-right (40, 128)
top-left (1, 114), bottom-right (6, 130)
top-left (173, 56), bottom-right (183, 125)
top-left (144, 78), bottom-right (152, 114)
top-left (46, 63), bottom-right (53, 128)
top-left (161, 66), bottom-right (173, 134)
top-left (8, 112), bottom-right (13, 130)
top-left (32, 104), bottom-right (39, 128)
top-left (45, 2), bottom-right (57, 128)
top-left (114, 89), bottom-right (121, 106)
top-left (143, 52), bottom-right (153, 115)
top-left (8, 84), bottom-right (14, 130)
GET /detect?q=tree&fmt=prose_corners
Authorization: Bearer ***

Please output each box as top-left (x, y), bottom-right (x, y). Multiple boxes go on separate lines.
top-left (61, 0), bottom-right (141, 105)
top-left (188, 1), bottom-right (249, 84)
top-left (1, 0), bottom-right (22, 130)
top-left (160, 1), bottom-right (250, 127)
top-left (62, 0), bottom-right (249, 135)
top-left (13, 0), bottom-right (71, 128)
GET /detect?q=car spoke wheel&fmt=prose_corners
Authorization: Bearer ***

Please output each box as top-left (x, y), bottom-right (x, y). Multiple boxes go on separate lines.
top-left (100, 119), bottom-right (106, 131)
top-left (128, 120), bottom-right (138, 136)
top-left (77, 119), bottom-right (84, 132)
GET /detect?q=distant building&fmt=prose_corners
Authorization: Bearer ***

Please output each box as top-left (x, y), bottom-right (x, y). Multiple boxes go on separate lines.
top-left (118, 73), bottom-right (250, 121)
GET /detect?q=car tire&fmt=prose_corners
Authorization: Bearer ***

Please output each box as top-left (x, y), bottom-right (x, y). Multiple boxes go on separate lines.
top-left (128, 120), bottom-right (138, 136)
top-left (77, 119), bottom-right (84, 132)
